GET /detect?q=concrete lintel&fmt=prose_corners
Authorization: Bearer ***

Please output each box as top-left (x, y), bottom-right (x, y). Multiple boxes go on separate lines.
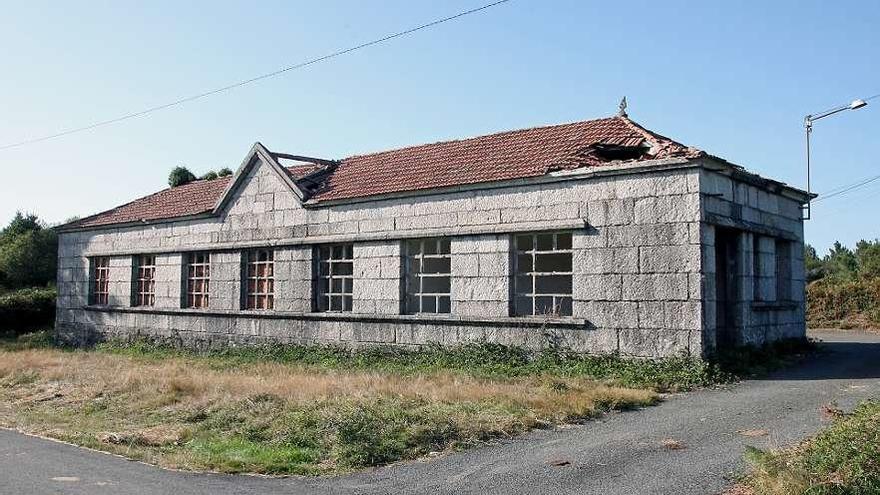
top-left (704, 213), bottom-right (799, 241)
top-left (80, 218), bottom-right (588, 257)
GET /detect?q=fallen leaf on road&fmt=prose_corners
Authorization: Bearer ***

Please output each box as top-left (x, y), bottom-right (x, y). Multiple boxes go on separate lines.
top-left (736, 429), bottom-right (769, 437)
top-left (549, 459), bottom-right (571, 466)
top-left (820, 403), bottom-right (844, 421)
top-left (660, 439), bottom-right (685, 450)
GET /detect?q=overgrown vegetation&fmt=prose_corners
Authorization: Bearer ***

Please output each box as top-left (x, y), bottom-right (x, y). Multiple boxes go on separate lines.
top-left (0, 333), bottom-right (663, 475)
top-left (0, 332), bottom-right (814, 475)
top-left (740, 400), bottom-right (880, 495)
top-left (806, 240), bottom-right (880, 328)
top-left (169, 166), bottom-right (233, 187)
top-left (0, 213), bottom-right (58, 335)
top-left (101, 339), bottom-right (729, 393)
top-left (0, 287), bottom-right (57, 336)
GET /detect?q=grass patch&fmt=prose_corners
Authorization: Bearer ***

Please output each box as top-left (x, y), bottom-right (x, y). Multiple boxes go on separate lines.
top-left (97, 339), bottom-right (732, 393)
top-left (0, 332), bottom-right (814, 475)
top-left (740, 400), bottom-right (880, 495)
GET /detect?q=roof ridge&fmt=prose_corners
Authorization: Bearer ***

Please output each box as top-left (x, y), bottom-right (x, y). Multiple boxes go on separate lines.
top-left (340, 116), bottom-right (622, 162)
top-left (616, 116), bottom-right (703, 157)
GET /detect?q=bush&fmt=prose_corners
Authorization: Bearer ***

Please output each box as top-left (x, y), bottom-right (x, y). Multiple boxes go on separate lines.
top-left (0, 287), bottom-right (56, 336)
top-left (168, 166), bottom-right (197, 187)
top-left (744, 400), bottom-right (880, 494)
top-left (807, 277), bottom-right (880, 328)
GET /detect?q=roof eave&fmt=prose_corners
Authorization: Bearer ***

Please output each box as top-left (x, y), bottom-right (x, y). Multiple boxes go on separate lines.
top-left (700, 156), bottom-right (815, 203)
top-left (56, 211), bottom-right (216, 234)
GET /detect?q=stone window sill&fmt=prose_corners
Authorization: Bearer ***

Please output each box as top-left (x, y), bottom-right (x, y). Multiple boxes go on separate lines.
top-left (751, 301), bottom-right (799, 311)
top-left (82, 305), bottom-right (588, 329)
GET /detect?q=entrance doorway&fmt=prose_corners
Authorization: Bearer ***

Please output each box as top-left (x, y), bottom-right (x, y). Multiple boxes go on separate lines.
top-left (714, 228), bottom-right (740, 348)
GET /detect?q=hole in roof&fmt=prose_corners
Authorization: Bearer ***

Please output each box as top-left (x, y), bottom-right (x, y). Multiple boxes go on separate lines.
top-left (592, 143), bottom-right (649, 161)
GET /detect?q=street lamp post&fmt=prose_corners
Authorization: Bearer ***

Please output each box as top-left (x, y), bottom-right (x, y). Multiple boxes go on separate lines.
top-left (803, 98), bottom-right (868, 219)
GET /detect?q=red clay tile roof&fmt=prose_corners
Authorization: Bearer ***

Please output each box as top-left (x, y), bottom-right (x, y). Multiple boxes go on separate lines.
top-left (311, 116), bottom-right (701, 202)
top-left (66, 116), bottom-right (703, 229)
top-left (70, 166), bottom-right (322, 228)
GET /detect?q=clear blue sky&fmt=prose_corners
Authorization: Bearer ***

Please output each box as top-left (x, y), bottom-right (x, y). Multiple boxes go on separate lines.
top-left (1, 0), bottom-right (877, 254)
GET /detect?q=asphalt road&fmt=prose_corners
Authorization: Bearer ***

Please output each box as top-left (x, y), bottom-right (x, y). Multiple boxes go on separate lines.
top-left (2, 330), bottom-right (879, 495)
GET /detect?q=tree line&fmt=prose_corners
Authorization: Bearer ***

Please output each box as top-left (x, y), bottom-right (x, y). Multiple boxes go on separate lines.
top-left (804, 240), bottom-right (880, 283)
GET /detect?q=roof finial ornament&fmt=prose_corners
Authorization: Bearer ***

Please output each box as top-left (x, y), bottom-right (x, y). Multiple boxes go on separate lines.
top-left (618, 96), bottom-right (628, 117)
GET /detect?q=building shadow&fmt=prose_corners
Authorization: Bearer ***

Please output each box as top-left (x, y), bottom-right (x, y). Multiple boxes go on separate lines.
top-left (763, 339), bottom-right (880, 381)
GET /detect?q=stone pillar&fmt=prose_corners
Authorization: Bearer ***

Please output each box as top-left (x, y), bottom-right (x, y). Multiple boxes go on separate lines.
top-left (154, 253), bottom-right (183, 309)
top-left (450, 234), bottom-right (509, 318)
top-left (353, 241), bottom-right (402, 314)
top-left (108, 255), bottom-right (133, 307)
top-left (274, 246), bottom-right (312, 312)
top-left (211, 251), bottom-right (242, 310)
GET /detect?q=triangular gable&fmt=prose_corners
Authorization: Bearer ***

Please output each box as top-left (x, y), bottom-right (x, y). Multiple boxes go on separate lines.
top-left (212, 142), bottom-right (306, 214)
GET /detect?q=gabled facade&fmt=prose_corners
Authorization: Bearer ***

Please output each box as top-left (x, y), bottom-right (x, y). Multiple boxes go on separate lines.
top-left (55, 116), bottom-right (812, 357)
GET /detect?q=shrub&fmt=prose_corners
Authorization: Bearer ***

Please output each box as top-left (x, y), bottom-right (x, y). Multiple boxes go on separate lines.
top-left (807, 277), bottom-right (880, 328)
top-left (744, 400), bottom-right (880, 494)
top-left (0, 287), bottom-right (56, 336)
top-left (168, 166), bottom-right (197, 187)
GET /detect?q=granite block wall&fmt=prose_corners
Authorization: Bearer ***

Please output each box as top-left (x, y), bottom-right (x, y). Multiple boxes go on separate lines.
top-left (54, 157), bottom-right (808, 358)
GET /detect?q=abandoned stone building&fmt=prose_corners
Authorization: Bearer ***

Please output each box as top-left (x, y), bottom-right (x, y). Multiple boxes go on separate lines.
top-left (55, 115), bottom-right (812, 357)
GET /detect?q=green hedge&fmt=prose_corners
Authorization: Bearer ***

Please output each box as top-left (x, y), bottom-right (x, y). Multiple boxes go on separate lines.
top-left (807, 277), bottom-right (880, 329)
top-left (0, 286), bottom-right (56, 336)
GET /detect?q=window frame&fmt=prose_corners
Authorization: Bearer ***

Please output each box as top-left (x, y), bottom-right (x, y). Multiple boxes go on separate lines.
top-left (90, 256), bottom-right (110, 306)
top-left (315, 244), bottom-right (354, 312)
top-left (185, 252), bottom-right (211, 309)
top-left (244, 249), bottom-right (274, 310)
top-left (512, 232), bottom-right (574, 317)
top-left (133, 254), bottom-right (157, 307)
top-left (404, 238), bottom-right (451, 314)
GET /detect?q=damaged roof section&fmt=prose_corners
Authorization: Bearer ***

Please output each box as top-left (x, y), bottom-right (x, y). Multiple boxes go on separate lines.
top-left (65, 115), bottom-right (705, 229)
top-left (308, 116), bottom-right (703, 203)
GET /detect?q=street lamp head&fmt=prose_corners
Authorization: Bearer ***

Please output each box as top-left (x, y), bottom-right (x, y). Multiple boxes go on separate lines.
top-left (850, 99), bottom-right (868, 110)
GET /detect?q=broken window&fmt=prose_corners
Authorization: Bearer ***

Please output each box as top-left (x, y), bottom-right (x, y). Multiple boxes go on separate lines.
top-left (186, 252), bottom-right (210, 309)
top-left (513, 232), bottom-right (573, 317)
top-left (90, 256), bottom-right (110, 305)
top-left (316, 244), bottom-right (353, 312)
top-left (244, 249), bottom-right (274, 310)
top-left (405, 238), bottom-right (451, 314)
top-left (134, 254), bottom-right (156, 307)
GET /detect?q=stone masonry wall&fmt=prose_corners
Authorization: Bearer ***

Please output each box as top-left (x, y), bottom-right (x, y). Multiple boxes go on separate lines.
top-left (699, 169), bottom-right (806, 349)
top-left (54, 157), bottom-right (803, 358)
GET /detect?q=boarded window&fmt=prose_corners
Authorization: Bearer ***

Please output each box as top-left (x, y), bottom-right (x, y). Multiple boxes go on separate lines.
top-left (405, 238), bottom-right (451, 314)
top-left (316, 244), bottom-right (353, 312)
top-left (513, 232), bottom-right (573, 317)
top-left (186, 252), bottom-right (210, 309)
top-left (133, 255), bottom-right (156, 307)
top-left (90, 256), bottom-right (110, 305)
top-left (244, 249), bottom-right (274, 310)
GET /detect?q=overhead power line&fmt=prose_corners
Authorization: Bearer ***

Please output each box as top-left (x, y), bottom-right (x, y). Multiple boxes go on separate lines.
top-left (814, 172), bottom-right (880, 203)
top-left (0, 0), bottom-right (512, 152)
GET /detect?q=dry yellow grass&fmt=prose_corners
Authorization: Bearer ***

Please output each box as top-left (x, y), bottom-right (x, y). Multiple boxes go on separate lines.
top-left (0, 346), bottom-right (658, 474)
